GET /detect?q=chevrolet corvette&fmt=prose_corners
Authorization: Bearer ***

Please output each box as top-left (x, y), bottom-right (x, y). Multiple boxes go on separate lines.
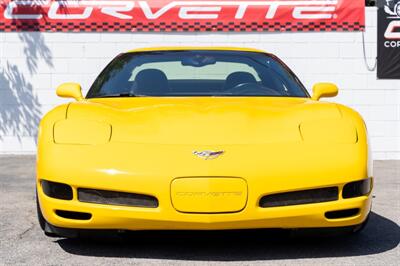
top-left (36, 47), bottom-right (372, 237)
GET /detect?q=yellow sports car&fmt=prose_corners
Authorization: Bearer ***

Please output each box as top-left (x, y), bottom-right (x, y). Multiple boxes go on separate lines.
top-left (36, 47), bottom-right (372, 238)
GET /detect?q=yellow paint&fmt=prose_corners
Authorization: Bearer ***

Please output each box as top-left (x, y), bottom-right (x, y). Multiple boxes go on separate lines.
top-left (128, 46), bottom-right (266, 53)
top-left (37, 48), bottom-right (372, 231)
top-left (171, 177), bottom-right (248, 213)
top-left (56, 82), bottom-right (84, 101)
top-left (299, 118), bottom-right (357, 143)
top-left (53, 119), bottom-right (112, 145)
top-left (312, 82), bottom-right (339, 101)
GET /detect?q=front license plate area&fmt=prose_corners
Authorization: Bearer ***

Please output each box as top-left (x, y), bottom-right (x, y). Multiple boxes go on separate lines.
top-left (171, 177), bottom-right (247, 213)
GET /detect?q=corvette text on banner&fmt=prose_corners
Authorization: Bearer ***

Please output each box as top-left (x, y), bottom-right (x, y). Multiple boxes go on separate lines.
top-left (0, 0), bottom-right (365, 32)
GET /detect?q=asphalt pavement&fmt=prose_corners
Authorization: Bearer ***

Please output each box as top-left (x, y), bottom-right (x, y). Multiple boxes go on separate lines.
top-left (0, 156), bottom-right (399, 265)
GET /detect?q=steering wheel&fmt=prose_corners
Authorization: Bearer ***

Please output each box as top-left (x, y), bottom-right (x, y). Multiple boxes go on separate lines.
top-left (229, 82), bottom-right (280, 96)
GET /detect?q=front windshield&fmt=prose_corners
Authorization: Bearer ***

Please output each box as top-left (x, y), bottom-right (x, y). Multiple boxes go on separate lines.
top-left (87, 50), bottom-right (308, 98)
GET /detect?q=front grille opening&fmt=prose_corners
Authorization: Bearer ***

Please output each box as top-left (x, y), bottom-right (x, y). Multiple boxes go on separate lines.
top-left (325, 208), bottom-right (360, 219)
top-left (342, 178), bottom-right (372, 199)
top-left (55, 210), bottom-right (92, 220)
top-left (259, 187), bottom-right (339, 208)
top-left (78, 188), bottom-right (159, 208)
top-left (41, 180), bottom-right (73, 200)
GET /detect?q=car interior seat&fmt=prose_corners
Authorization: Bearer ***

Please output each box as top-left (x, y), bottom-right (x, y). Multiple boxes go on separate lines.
top-left (134, 69), bottom-right (169, 96)
top-left (223, 71), bottom-right (257, 91)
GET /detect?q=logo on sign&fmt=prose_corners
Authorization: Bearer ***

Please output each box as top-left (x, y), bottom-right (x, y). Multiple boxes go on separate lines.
top-left (384, 0), bottom-right (400, 41)
top-left (384, 0), bottom-right (400, 17)
top-left (0, 0), bottom-right (365, 33)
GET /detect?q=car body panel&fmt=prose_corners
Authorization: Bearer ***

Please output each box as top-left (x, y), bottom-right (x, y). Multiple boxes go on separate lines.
top-left (128, 47), bottom-right (266, 53)
top-left (64, 97), bottom-right (355, 145)
top-left (37, 48), bottom-right (372, 231)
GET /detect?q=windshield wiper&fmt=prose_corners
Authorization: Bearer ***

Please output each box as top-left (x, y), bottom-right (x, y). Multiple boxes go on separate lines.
top-left (95, 93), bottom-right (138, 98)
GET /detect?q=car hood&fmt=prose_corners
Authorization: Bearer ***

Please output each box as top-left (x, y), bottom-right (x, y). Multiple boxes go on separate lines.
top-left (65, 97), bottom-right (353, 145)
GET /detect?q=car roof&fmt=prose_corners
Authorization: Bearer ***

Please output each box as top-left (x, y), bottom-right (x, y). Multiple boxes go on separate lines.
top-left (127, 47), bottom-right (267, 54)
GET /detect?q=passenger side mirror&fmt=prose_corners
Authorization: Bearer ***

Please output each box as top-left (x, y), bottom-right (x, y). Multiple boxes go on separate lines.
top-left (311, 83), bottom-right (339, 101)
top-left (56, 83), bottom-right (84, 101)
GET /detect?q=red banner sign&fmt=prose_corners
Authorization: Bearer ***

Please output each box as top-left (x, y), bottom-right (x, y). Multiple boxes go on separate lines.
top-left (0, 0), bottom-right (365, 32)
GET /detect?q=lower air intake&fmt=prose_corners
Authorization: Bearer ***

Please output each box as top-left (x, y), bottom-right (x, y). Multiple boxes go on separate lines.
top-left (259, 187), bottom-right (339, 208)
top-left (78, 188), bottom-right (158, 208)
top-left (55, 210), bottom-right (92, 220)
top-left (325, 208), bottom-right (360, 219)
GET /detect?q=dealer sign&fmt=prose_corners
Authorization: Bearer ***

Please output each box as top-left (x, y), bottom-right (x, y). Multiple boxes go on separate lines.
top-left (0, 0), bottom-right (364, 32)
top-left (378, 0), bottom-right (400, 79)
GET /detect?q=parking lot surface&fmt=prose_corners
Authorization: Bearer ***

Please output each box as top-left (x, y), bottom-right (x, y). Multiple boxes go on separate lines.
top-left (0, 156), bottom-right (399, 265)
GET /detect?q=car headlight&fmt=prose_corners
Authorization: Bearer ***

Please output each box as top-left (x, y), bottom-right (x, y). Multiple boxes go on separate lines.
top-left (299, 119), bottom-right (357, 143)
top-left (53, 119), bottom-right (111, 145)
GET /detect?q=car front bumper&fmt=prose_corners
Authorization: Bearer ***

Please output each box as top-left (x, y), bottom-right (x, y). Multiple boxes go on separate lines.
top-left (37, 142), bottom-right (372, 230)
top-left (37, 179), bottom-right (372, 231)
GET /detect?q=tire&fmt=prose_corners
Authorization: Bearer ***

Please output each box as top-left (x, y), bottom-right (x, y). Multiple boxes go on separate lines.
top-left (332, 213), bottom-right (370, 236)
top-left (351, 213), bottom-right (370, 234)
top-left (36, 191), bottom-right (61, 237)
top-left (290, 213), bottom-right (370, 238)
top-left (36, 192), bottom-right (46, 231)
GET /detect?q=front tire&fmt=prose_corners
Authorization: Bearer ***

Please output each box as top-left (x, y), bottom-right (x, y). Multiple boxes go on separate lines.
top-left (36, 191), bottom-right (60, 237)
top-left (36, 192), bottom-right (46, 231)
top-left (290, 213), bottom-right (370, 237)
top-left (351, 213), bottom-right (370, 234)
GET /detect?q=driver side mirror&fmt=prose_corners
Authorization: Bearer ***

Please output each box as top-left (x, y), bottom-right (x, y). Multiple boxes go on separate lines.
top-left (311, 83), bottom-right (338, 101)
top-left (56, 83), bottom-right (84, 101)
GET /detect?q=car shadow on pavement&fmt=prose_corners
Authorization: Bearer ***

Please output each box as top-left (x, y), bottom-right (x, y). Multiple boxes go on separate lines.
top-left (56, 211), bottom-right (399, 261)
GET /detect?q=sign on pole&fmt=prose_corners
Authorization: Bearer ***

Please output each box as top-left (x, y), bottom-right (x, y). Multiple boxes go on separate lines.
top-left (377, 0), bottom-right (400, 79)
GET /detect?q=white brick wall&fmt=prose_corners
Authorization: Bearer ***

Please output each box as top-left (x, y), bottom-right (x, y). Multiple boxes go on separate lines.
top-left (0, 8), bottom-right (399, 159)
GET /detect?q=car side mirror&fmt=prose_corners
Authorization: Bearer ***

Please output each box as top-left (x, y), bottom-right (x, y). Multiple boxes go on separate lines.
top-left (311, 83), bottom-right (339, 101)
top-left (56, 83), bottom-right (84, 101)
